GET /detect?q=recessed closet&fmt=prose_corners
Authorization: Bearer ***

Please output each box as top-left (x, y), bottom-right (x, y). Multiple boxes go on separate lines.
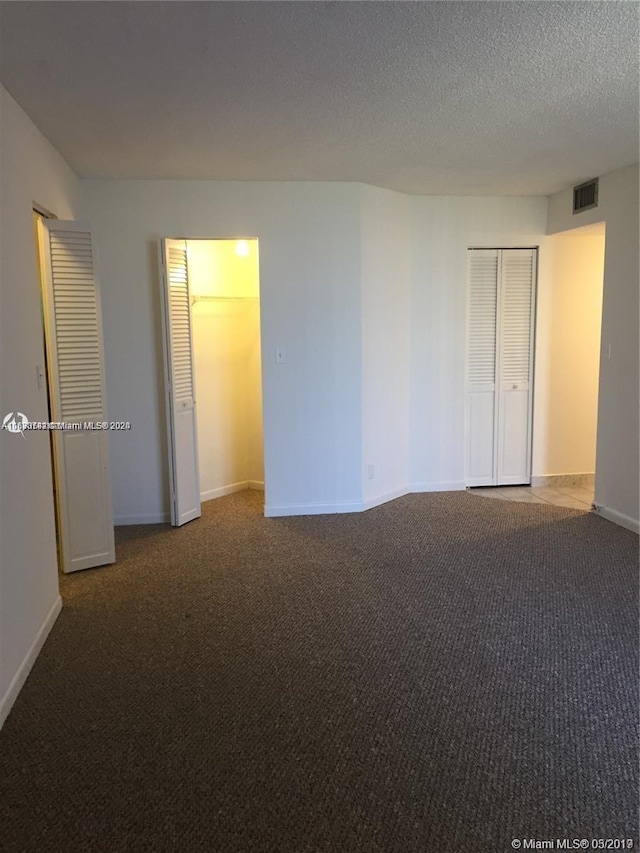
top-left (465, 248), bottom-right (537, 487)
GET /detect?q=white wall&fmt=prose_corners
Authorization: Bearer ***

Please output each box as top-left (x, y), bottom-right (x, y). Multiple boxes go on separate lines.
top-left (188, 240), bottom-right (264, 498)
top-left (83, 181), bottom-right (551, 521)
top-left (548, 163), bottom-right (639, 531)
top-left (0, 86), bottom-right (80, 725)
top-left (80, 181), bottom-right (363, 520)
top-left (532, 226), bottom-right (604, 478)
top-left (360, 185), bottom-right (411, 508)
top-left (409, 196), bottom-right (549, 491)
top-left (192, 301), bottom-right (262, 497)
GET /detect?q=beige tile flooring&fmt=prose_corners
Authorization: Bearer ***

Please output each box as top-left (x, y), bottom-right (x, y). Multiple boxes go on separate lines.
top-left (469, 484), bottom-right (594, 510)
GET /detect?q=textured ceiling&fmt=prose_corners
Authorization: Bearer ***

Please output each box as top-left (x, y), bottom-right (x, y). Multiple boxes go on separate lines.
top-left (1, 1), bottom-right (638, 195)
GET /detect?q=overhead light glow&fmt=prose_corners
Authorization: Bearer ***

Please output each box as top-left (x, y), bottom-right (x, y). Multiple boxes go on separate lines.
top-left (235, 240), bottom-right (249, 257)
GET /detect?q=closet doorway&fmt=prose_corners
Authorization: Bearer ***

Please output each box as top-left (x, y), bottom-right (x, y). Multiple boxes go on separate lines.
top-left (464, 248), bottom-right (537, 487)
top-left (160, 238), bottom-right (264, 526)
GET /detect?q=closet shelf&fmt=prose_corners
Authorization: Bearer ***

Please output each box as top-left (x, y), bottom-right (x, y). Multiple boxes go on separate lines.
top-left (191, 295), bottom-right (258, 304)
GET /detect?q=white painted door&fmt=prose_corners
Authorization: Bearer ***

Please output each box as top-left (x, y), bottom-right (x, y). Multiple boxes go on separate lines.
top-left (496, 249), bottom-right (536, 485)
top-left (465, 248), bottom-right (536, 487)
top-left (159, 239), bottom-right (201, 526)
top-left (38, 220), bottom-right (115, 572)
top-left (465, 249), bottom-right (499, 486)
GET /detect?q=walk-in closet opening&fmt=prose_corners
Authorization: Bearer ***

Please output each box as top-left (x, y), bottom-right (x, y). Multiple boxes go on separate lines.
top-left (187, 238), bottom-right (264, 507)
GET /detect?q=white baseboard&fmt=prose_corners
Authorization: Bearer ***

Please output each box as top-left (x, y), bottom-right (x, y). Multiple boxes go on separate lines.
top-left (265, 499), bottom-right (363, 518)
top-left (114, 512), bottom-right (169, 525)
top-left (267, 482), bottom-right (470, 517)
top-left (592, 504), bottom-right (639, 534)
top-left (201, 481), bottom-right (251, 502)
top-left (361, 487), bottom-right (409, 512)
top-left (0, 595), bottom-right (62, 730)
top-left (410, 480), bottom-right (466, 493)
top-left (116, 483), bottom-right (265, 523)
top-left (531, 472), bottom-right (595, 488)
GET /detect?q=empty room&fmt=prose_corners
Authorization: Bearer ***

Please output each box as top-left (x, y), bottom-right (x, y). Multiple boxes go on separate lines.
top-left (0, 3), bottom-right (638, 852)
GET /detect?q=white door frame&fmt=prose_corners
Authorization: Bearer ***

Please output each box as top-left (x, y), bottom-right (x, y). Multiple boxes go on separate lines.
top-left (159, 236), bottom-right (266, 523)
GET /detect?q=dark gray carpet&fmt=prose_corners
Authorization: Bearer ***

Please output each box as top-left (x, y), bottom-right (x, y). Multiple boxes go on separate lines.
top-left (1, 491), bottom-right (638, 852)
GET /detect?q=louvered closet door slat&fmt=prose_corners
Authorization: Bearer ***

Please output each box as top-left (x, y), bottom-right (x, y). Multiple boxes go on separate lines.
top-left (38, 219), bottom-right (115, 573)
top-left (496, 248), bottom-right (535, 486)
top-left (499, 251), bottom-right (534, 385)
top-left (49, 230), bottom-right (104, 422)
top-left (465, 249), bottom-right (499, 486)
top-left (467, 251), bottom-right (498, 386)
top-left (161, 239), bottom-right (201, 527)
top-left (168, 247), bottom-right (195, 403)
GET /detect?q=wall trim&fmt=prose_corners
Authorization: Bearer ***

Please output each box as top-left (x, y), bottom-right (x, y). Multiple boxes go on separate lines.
top-left (361, 487), bottom-right (409, 512)
top-left (531, 472), bottom-right (595, 488)
top-left (114, 512), bottom-right (169, 525)
top-left (592, 505), bottom-right (639, 534)
top-left (410, 480), bottom-right (466, 493)
top-left (201, 481), bottom-right (251, 502)
top-left (265, 499), bottom-right (363, 518)
top-left (248, 480), bottom-right (265, 491)
top-left (0, 595), bottom-right (62, 730)
top-left (266, 481), bottom-right (470, 516)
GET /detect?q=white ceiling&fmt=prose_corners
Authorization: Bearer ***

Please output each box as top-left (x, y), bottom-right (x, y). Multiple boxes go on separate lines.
top-left (1, 1), bottom-right (638, 195)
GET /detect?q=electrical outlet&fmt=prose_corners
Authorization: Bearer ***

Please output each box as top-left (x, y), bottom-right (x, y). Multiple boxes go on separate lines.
top-left (367, 464), bottom-right (375, 480)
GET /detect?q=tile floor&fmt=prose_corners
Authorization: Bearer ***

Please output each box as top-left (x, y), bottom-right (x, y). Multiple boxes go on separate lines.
top-left (469, 484), bottom-right (594, 511)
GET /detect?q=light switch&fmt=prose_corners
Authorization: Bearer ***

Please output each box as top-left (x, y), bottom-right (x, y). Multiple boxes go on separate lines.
top-left (36, 364), bottom-right (45, 390)
top-left (275, 347), bottom-right (286, 364)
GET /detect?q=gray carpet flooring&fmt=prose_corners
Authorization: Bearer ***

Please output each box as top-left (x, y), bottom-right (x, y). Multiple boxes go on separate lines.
top-left (1, 491), bottom-right (638, 852)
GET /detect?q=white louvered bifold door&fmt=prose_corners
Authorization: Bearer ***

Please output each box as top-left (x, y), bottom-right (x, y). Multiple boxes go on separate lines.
top-left (465, 248), bottom-right (536, 487)
top-left (496, 249), bottom-right (536, 485)
top-left (38, 220), bottom-right (115, 572)
top-left (160, 239), bottom-right (201, 526)
top-left (465, 249), bottom-right (499, 486)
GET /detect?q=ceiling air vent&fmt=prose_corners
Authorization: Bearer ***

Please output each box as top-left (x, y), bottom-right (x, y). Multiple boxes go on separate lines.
top-left (573, 178), bottom-right (598, 214)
